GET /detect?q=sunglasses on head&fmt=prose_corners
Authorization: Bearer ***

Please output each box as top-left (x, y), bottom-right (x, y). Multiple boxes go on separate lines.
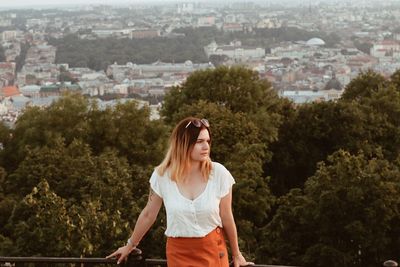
top-left (185, 118), bottom-right (210, 129)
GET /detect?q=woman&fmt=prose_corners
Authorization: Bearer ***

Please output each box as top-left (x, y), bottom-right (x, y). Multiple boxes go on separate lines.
top-left (107, 117), bottom-right (254, 267)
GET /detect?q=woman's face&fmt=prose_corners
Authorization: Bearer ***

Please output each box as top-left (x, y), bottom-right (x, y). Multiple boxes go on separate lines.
top-left (190, 128), bottom-right (210, 163)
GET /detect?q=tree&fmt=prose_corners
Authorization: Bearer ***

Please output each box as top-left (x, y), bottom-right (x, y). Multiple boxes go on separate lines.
top-left (266, 101), bottom-right (375, 195)
top-left (162, 66), bottom-right (284, 160)
top-left (341, 70), bottom-right (386, 101)
top-left (267, 71), bottom-right (400, 195)
top-left (2, 137), bottom-right (165, 257)
top-left (4, 179), bottom-right (77, 256)
top-left (86, 100), bottom-right (168, 166)
top-left (209, 54), bottom-right (229, 67)
top-left (389, 68), bottom-right (400, 90)
top-left (1, 94), bottom-right (90, 171)
top-left (0, 45), bottom-right (5, 62)
top-left (1, 94), bottom-right (168, 172)
top-left (259, 150), bottom-right (400, 267)
top-left (162, 66), bottom-right (280, 118)
top-left (342, 72), bottom-right (400, 160)
top-left (0, 94), bottom-right (169, 257)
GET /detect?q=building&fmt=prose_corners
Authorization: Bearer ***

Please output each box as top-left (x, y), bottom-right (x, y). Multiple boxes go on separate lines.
top-left (0, 85), bottom-right (20, 98)
top-left (197, 16), bottom-right (216, 27)
top-left (370, 40), bottom-right (400, 59)
top-left (280, 89), bottom-right (344, 104)
top-left (130, 29), bottom-right (160, 39)
top-left (1, 31), bottom-right (17, 41)
top-left (222, 23), bottom-right (243, 32)
top-left (306, 38), bottom-right (326, 46)
top-left (204, 41), bottom-right (265, 61)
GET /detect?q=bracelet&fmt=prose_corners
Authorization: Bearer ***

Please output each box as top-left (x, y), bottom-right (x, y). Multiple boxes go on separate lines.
top-left (126, 238), bottom-right (137, 248)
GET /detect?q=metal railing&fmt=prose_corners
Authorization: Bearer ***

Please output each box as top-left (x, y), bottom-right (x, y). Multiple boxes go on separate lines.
top-left (0, 249), bottom-right (296, 267)
top-left (0, 254), bottom-right (398, 267)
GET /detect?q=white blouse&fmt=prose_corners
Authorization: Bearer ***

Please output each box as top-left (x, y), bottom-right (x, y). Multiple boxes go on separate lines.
top-left (149, 161), bottom-right (235, 238)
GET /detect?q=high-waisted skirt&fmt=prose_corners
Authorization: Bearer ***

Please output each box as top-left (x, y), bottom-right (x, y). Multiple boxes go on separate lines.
top-left (166, 227), bottom-right (229, 267)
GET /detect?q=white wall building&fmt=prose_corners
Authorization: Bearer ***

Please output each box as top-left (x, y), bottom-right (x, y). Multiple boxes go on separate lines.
top-left (204, 41), bottom-right (265, 60)
top-left (280, 89), bottom-right (344, 104)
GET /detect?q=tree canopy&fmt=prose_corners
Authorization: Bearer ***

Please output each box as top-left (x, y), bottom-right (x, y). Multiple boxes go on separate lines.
top-left (48, 27), bottom-right (341, 71)
top-left (260, 150), bottom-right (400, 267)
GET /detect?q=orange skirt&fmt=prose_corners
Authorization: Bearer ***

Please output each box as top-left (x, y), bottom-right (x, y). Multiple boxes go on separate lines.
top-left (166, 227), bottom-right (229, 267)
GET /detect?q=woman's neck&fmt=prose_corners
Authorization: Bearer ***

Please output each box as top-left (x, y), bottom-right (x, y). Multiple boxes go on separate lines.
top-left (185, 161), bottom-right (201, 176)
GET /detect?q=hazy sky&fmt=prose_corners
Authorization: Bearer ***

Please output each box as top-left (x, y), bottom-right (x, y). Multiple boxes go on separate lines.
top-left (0, 0), bottom-right (179, 8)
top-left (0, 0), bottom-right (203, 8)
top-left (0, 0), bottom-right (343, 8)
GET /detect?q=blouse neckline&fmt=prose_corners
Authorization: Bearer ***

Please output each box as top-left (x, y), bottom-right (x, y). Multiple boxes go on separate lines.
top-left (173, 179), bottom-right (210, 202)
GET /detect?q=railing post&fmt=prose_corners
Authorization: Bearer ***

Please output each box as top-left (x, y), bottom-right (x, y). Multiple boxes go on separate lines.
top-left (384, 260), bottom-right (398, 267)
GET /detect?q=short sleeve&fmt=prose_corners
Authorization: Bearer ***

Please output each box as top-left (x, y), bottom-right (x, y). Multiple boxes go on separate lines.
top-left (217, 164), bottom-right (236, 198)
top-left (149, 170), bottom-right (163, 198)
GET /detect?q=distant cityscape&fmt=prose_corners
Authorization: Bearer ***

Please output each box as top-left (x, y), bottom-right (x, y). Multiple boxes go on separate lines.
top-left (1, 0), bottom-right (400, 124)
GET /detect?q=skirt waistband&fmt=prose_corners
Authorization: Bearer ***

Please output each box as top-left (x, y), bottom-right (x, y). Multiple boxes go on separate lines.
top-left (167, 227), bottom-right (224, 245)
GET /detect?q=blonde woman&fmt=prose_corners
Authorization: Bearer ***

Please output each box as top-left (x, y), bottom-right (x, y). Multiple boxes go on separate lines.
top-left (107, 117), bottom-right (254, 267)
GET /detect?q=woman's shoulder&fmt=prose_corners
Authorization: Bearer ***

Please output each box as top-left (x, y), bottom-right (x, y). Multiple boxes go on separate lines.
top-left (151, 167), bottom-right (170, 182)
top-left (211, 162), bottom-right (235, 196)
top-left (211, 161), bottom-right (231, 176)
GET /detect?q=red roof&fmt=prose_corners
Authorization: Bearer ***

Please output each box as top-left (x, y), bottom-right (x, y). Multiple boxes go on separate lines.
top-left (1, 85), bottom-right (20, 97)
top-left (379, 40), bottom-right (400, 46)
top-left (0, 62), bottom-right (15, 69)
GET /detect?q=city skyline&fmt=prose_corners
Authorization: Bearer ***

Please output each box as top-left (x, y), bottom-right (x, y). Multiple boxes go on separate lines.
top-left (0, 0), bottom-right (395, 9)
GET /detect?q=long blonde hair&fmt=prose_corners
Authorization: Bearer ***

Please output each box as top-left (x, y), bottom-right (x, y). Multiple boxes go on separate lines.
top-left (157, 117), bottom-right (212, 182)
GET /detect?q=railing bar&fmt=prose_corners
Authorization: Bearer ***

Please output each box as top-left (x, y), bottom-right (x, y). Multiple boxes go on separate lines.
top-left (0, 257), bottom-right (118, 263)
top-left (143, 259), bottom-right (295, 267)
top-left (1, 257), bottom-right (299, 267)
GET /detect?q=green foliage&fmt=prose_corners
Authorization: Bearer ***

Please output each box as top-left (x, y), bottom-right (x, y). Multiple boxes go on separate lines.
top-left (268, 70), bottom-right (400, 196)
top-left (0, 94), bottom-right (168, 257)
top-left (15, 42), bottom-right (29, 72)
top-left (2, 94), bottom-right (168, 171)
top-left (48, 27), bottom-right (341, 70)
top-left (390, 69), bottom-right (400, 90)
top-left (353, 40), bottom-right (373, 54)
top-left (0, 121), bottom-right (10, 147)
top-left (162, 66), bottom-right (283, 154)
top-left (7, 180), bottom-right (77, 256)
top-left (2, 139), bottom-right (138, 256)
top-left (0, 45), bottom-right (5, 62)
top-left (341, 70), bottom-right (387, 101)
top-left (260, 150), bottom-right (400, 267)
top-left (267, 101), bottom-right (377, 195)
top-left (48, 34), bottom-right (209, 70)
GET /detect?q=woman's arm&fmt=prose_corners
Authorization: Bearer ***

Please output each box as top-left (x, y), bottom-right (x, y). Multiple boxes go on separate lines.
top-left (106, 187), bottom-right (163, 264)
top-left (220, 188), bottom-right (254, 267)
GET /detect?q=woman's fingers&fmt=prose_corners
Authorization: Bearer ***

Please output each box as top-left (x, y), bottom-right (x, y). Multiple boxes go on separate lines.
top-left (105, 251), bottom-right (119, 259)
top-left (116, 255), bottom-right (125, 264)
top-left (106, 246), bottom-right (133, 264)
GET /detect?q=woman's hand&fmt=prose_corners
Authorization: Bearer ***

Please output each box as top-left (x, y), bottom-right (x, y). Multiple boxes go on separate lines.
top-left (106, 245), bottom-right (135, 265)
top-left (232, 253), bottom-right (255, 267)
